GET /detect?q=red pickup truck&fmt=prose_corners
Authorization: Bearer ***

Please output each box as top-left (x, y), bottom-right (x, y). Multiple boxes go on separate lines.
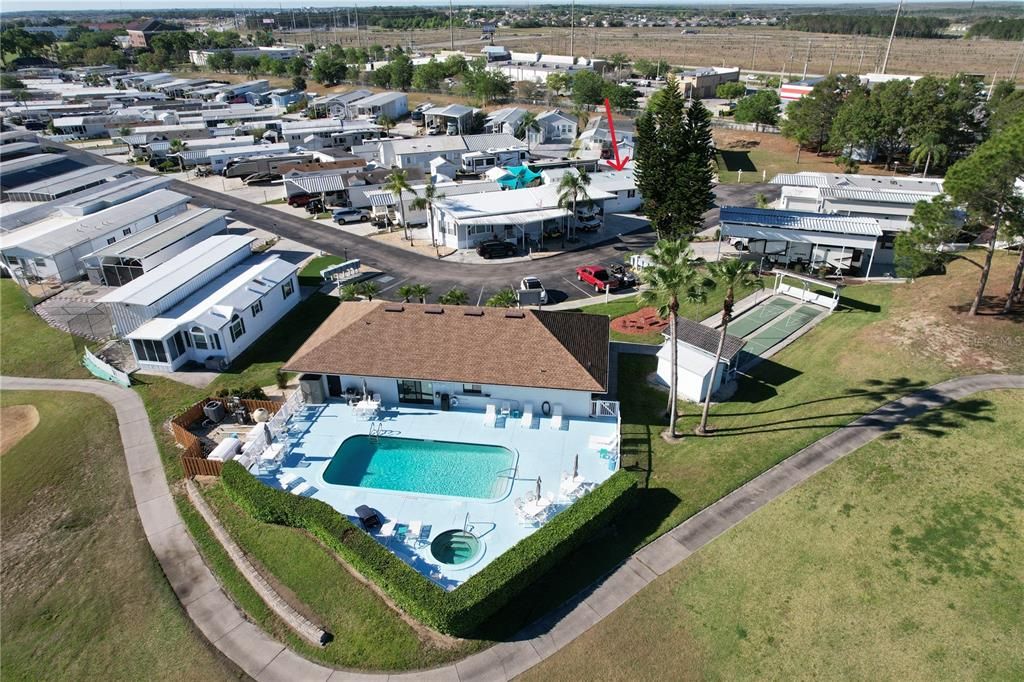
top-left (576, 265), bottom-right (619, 292)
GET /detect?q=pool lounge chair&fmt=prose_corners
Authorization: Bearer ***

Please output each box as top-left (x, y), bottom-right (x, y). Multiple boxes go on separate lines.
top-left (500, 401), bottom-right (511, 417)
top-left (355, 504), bottom-right (383, 531)
top-left (549, 404), bottom-right (563, 430)
top-left (483, 403), bottom-right (497, 428)
top-left (291, 481), bottom-right (316, 496)
top-left (521, 402), bottom-right (534, 428)
top-left (278, 472), bottom-right (303, 490)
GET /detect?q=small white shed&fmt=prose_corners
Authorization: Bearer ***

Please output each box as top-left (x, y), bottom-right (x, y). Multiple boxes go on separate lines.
top-left (655, 317), bottom-right (746, 402)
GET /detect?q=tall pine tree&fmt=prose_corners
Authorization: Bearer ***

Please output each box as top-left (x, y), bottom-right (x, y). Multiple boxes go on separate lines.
top-left (635, 77), bottom-right (716, 239)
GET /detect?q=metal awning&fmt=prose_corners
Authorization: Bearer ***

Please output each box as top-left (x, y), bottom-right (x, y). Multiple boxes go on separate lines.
top-left (457, 207), bottom-right (569, 226)
top-left (722, 224), bottom-right (879, 251)
top-left (366, 190), bottom-right (396, 207)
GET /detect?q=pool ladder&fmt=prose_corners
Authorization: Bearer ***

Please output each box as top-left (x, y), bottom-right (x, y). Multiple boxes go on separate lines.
top-left (368, 422), bottom-right (384, 443)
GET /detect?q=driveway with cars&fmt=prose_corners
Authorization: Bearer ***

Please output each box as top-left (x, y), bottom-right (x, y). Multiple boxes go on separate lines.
top-left (54, 141), bottom-right (778, 305)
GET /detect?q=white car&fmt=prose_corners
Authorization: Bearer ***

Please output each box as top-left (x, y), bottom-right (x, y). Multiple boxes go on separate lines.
top-left (518, 276), bottom-right (548, 305)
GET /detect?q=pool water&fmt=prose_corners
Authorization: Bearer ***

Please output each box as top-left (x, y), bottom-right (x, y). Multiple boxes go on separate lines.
top-left (431, 530), bottom-right (481, 565)
top-left (323, 435), bottom-right (515, 499)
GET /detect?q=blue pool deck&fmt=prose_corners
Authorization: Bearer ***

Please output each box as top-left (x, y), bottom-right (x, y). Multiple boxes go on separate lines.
top-left (259, 401), bottom-right (619, 589)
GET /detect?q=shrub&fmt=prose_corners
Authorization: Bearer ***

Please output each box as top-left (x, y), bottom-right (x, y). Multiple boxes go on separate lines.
top-left (219, 463), bottom-right (636, 635)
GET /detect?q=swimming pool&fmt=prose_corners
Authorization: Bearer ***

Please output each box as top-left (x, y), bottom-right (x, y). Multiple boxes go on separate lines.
top-left (323, 435), bottom-right (516, 499)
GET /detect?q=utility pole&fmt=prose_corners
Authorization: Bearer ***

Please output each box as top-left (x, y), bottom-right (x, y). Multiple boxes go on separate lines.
top-left (828, 42), bottom-right (838, 74)
top-left (880, 0), bottom-right (904, 75)
top-left (750, 34), bottom-right (758, 70)
top-left (570, 0), bottom-right (575, 57)
top-left (354, 4), bottom-right (361, 49)
top-left (1011, 37), bottom-right (1024, 81)
top-left (801, 38), bottom-right (812, 80)
top-left (449, 0), bottom-right (455, 51)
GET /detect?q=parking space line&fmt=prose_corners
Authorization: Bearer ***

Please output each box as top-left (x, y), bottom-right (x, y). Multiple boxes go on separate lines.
top-left (475, 284), bottom-right (487, 306)
top-left (563, 276), bottom-right (595, 297)
top-left (377, 277), bottom-right (408, 294)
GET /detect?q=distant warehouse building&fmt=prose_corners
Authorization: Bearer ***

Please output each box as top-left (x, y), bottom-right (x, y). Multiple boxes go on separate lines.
top-left (188, 46), bottom-right (302, 67)
top-left (679, 66), bottom-right (740, 99)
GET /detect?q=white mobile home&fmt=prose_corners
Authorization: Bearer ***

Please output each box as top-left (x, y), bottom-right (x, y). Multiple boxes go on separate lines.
top-left (0, 188), bottom-right (190, 283)
top-left (351, 92), bottom-right (408, 121)
top-left (542, 168), bottom-right (641, 213)
top-left (83, 207), bottom-right (230, 286)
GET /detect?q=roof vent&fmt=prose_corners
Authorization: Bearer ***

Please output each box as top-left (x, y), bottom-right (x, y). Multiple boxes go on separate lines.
top-left (383, 303), bottom-right (404, 312)
top-left (504, 310), bottom-right (525, 318)
top-left (424, 305), bottom-right (444, 314)
top-left (463, 308), bottom-right (484, 317)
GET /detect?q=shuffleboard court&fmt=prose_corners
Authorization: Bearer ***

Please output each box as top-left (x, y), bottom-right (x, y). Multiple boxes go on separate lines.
top-left (741, 305), bottom-right (822, 358)
top-left (728, 297), bottom-right (796, 338)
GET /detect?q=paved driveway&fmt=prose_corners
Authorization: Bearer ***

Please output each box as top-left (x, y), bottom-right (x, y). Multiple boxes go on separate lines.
top-left (55, 142), bottom-right (776, 305)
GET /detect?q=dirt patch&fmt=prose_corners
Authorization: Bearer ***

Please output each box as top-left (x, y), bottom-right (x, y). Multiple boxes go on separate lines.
top-left (1, 405), bottom-right (39, 456)
top-left (611, 307), bottom-right (668, 336)
top-left (370, 230), bottom-right (457, 258)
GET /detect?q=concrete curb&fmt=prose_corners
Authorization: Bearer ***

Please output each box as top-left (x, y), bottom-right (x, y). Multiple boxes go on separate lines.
top-left (3, 373), bottom-right (1021, 681)
top-left (185, 479), bottom-right (330, 647)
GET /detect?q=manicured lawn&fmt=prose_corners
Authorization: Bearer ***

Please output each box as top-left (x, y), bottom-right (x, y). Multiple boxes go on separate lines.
top-left (523, 390), bottom-right (1024, 680)
top-left (0, 391), bottom-right (239, 682)
top-left (577, 278), bottom-right (766, 345)
top-left (0, 280), bottom-right (89, 378)
top-left (183, 483), bottom-right (485, 671)
top-left (298, 255), bottom-right (344, 286)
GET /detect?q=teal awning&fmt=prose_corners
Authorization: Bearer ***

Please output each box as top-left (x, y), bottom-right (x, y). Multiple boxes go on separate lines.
top-left (496, 165), bottom-right (542, 190)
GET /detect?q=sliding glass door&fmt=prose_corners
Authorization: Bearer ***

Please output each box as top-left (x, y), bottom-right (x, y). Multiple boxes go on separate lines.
top-left (397, 380), bottom-right (433, 404)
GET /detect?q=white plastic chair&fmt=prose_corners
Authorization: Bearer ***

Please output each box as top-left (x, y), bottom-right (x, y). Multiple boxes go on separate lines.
top-left (549, 404), bottom-right (563, 430)
top-left (483, 403), bottom-right (497, 427)
top-left (521, 402), bottom-right (534, 428)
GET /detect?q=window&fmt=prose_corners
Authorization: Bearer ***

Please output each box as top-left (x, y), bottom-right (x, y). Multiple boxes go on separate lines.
top-left (627, 189), bottom-right (636, 198)
top-left (170, 331), bottom-right (186, 358)
top-left (462, 384), bottom-right (482, 394)
top-left (228, 314), bottom-right (246, 342)
top-left (122, 227), bottom-right (132, 236)
top-left (397, 380), bottom-right (433, 404)
top-left (5, 255), bottom-right (18, 265)
top-left (251, 299), bottom-right (263, 317)
top-left (191, 326), bottom-right (208, 350)
top-left (282, 278), bottom-right (294, 299)
top-left (106, 237), bottom-right (116, 245)
top-left (132, 338), bottom-right (168, 364)
top-left (211, 333), bottom-right (222, 350)
top-left (34, 257), bottom-right (45, 267)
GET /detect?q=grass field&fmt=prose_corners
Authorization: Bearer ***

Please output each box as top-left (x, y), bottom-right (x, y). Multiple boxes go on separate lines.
top-left (0, 391), bottom-right (240, 682)
top-left (522, 389), bottom-right (1024, 681)
top-left (0, 281), bottom-right (88, 379)
top-left (182, 483), bottom-right (484, 671)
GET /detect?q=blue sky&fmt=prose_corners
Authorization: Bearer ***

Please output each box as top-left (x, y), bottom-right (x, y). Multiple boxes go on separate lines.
top-left (5, 1), bottom-right (1010, 14)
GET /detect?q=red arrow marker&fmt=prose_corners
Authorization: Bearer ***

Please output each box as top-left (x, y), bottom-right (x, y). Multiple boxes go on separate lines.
top-left (604, 97), bottom-right (631, 171)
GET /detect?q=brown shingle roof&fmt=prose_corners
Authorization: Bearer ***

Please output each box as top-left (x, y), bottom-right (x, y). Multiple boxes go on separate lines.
top-left (671, 317), bottom-right (746, 360)
top-left (284, 301), bottom-right (609, 392)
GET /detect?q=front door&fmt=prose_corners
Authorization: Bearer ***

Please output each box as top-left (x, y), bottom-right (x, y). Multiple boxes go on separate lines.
top-left (326, 375), bottom-right (343, 398)
top-left (397, 380), bottom-right (433, 404)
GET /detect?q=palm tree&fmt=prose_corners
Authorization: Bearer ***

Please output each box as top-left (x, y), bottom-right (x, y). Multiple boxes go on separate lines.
top-left (696, 258), bottom-right (762, 436)
top-left (410, 182), bottom-right (446, 257)
top-left (638, 239), bottom-right (713, 439)
top-left (557, 168), bottom-right (592, 246)
top-left (117, 126), bottom-right (132, 140)
top-left (396, 284), bottom-right (416, 302)
top-left (438, 287), bottom-right (469, 305)
top-left (168, 138), bottom-right (187, 174)
top-left (355, 281), bottom-right (380, 301)
top-left (384, 169), bottom-right (417, 240)
top-left (377, 114), bottom-right (395, 135)
top-left (339, 284), bottom-right (359, 301)
top-left (486, 288), bottom-right (518, 308)
top-left (571, 103), bottom-right (590, 133)
top-left (409, 284), bottom-right (431, 303)
top-left (909, 133), bottom-right (948, 178)
top-left (515, 111), bottom-right (539, 151)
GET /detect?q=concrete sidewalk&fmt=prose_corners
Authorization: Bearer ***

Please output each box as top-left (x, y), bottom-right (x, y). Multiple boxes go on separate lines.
top-left (4, 373), bottom-right (1021, 681)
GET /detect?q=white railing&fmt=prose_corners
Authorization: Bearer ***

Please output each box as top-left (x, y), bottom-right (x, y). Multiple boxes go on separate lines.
top-left (267, 388), bottom-right (304, 441)
top-left (591, 400), bottom-right (619, 419)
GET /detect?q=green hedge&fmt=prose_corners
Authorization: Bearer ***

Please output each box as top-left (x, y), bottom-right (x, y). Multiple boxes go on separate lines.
top-left (220, 462), bottom-right (636, 636)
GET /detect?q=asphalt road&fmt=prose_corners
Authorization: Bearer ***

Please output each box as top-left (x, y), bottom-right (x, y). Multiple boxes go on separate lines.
top-left (55, 141), bottom-right (778, 305)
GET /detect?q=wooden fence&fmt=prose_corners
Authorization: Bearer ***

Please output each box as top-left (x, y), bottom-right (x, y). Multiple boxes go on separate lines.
top-left (172, 397), bottom-right (283, 478)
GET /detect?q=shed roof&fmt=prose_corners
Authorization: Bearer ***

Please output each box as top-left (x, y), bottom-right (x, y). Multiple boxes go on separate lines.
top-left (671, 317), bottom-right (745, 360)
top-left (284, 301), bottom-right (609, 392)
